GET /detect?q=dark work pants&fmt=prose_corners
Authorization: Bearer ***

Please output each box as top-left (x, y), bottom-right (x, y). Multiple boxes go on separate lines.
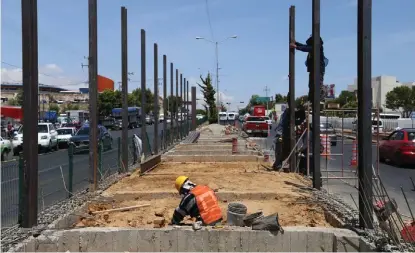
top-left (273, 141), bottom-right (283, 169)
top-left (308, 72), bottom-right (325, 103)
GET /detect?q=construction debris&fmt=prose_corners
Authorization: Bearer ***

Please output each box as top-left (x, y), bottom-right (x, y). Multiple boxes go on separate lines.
top-left (91, 203), bottom-right (150, 214)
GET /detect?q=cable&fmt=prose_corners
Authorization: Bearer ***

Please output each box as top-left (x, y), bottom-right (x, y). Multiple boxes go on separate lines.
top-left (204, 0), bottom-right (215, 41)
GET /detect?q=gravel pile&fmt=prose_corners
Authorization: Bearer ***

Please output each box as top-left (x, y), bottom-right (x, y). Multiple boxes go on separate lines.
top-left (1, 171), bottom-right (128, 252)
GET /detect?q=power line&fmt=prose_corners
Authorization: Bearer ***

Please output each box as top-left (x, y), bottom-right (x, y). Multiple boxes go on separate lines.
top-left (204, 0), bottom-right (215, 40)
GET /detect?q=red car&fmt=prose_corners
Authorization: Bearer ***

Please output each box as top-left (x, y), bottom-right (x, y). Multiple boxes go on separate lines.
top-left (379, 128), bottom-right (415, 166)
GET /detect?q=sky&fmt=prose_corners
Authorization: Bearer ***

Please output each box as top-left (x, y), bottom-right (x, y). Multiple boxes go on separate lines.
top-left (1, 0), bottom-right (415, 111)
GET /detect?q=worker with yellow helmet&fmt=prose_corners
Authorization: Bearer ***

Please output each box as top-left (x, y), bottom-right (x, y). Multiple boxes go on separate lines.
top-left (171, 176), bottom-right (223, 226)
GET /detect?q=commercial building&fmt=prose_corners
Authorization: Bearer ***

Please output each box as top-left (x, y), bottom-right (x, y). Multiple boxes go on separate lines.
top-left (347, 75), bottom-right (414, 112)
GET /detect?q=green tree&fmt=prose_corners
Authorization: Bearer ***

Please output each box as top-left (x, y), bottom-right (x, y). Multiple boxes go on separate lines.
top-left (195, 109), bottom-right (206, 115)
top-left (295, 95), bottom-right (308, 108)
top-left (385, 86), bottom-right (415, 118)
top-left (335, 90), bottom-right (356, 107)
top-left (274, 93), bottom-right (288, 103)
top-left (97, 90), bottom-right (122, 116)
top-left (220, 102), bottom-right (227, 112)
top-left (198, 73), bottom-right (217, 123)
top-left (48, 103), bottom-right (60, 114)
top-left (61, 103), bottom-right (80, 112)
top-left (129, 88), bottom-right (154, 114)
top-left (166, 95), bottom-right (182, 115)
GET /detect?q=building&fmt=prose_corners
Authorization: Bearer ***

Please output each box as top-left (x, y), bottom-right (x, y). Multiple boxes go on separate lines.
top-left (347, 75), bottom-right (414, 112)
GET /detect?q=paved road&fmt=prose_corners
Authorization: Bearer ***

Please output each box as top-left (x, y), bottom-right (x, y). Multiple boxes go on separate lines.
top-left (1, 121), bottom-right (187, 227)
top-left (251, 123), bottom-right (415, 219)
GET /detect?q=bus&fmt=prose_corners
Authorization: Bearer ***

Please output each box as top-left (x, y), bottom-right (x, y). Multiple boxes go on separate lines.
top-left (371, 113), bottom-right (401, 120)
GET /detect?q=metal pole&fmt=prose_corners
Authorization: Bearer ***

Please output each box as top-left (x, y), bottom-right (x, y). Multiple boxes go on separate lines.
top-left (153, 43), bottom-right (159, 154)
top-left (215, 42), bottom-right (219, 122)
top-left (306, 103), bottom-right (310, 176)
top-left (312, 0), bottom-right (322, 189)
top-left (192, 86), bottom-right (197, 130)
top-left (289, 5), bottom-right (296, 173)
top-left (357, 0), bottom-right (373, 229)
top-left (141, 29), bottom-right (147, 155)
top-left (88, 0), bottom-right (98, 191)
top-left (180, 75), bottom-right (183, 138)
top-left (21, 0), bottom-right (39, 228)
top-left (187, 81), bottom-right (189, 133)
top-left (175, 69), bottom-right (179, 140)
top-left (121, 6), bottom-right (128, 171)
top-left (163, 55), bottom-right (167, 149)
top-left (170, 63), bottom-right (174, 142)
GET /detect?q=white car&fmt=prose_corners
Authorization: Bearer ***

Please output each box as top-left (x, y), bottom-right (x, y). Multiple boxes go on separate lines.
top-left (57, 127), bottom-right (76, 148)
top-left (12, 123), bottom-right (59, 156)
top-left (159, 114), bottom-right (165, 122)
top-left (1, 137), bottom-right (12, 161)
top-left (196, 114), bottom-right (204, 120)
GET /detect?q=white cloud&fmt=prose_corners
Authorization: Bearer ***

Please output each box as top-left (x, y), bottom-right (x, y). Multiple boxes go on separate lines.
top-left (1, 64), bottom-right (87, 90)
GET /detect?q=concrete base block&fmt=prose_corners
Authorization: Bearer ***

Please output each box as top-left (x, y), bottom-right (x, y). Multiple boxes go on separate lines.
top-left (175, 144), bottom-right (233, 151)
top-left (8, 226), bottom-right (373, 252)
top-left (164, 155), bottom-right (261, 163)
top-left (170, 150), bottom-right (259, 156)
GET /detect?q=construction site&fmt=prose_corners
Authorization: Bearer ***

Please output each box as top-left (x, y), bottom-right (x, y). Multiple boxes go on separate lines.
top-left (5, 123), bottom-right (411, 252)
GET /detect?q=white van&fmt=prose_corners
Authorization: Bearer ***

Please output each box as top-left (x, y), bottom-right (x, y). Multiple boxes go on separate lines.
top-left (219, 112), bottom-right (227, 121)
top-left (227, 112), bottom-right (236, 121)
top-left (352, 119), bottom-right (384, 133)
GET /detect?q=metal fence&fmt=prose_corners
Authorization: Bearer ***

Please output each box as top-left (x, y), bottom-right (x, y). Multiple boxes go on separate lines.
top-left (0, 120), bottom-right (197, 228)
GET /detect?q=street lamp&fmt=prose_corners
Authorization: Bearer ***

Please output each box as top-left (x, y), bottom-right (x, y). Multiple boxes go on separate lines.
top-left (195, 35), bottom-right (237, 116)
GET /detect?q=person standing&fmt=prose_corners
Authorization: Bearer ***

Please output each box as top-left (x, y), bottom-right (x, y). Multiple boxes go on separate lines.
top-left (132, 134), bottom-right (143, 164)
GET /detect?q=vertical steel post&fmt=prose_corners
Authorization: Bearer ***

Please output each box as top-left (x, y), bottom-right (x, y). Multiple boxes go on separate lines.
top-left (289, 5), bottom-right (296, 172)
top-left (170, 63), bottom-right (174, 143)
top-left (121, 6), bottom-right (128, 171)
top-left (180, 75), bottom-right (183, 139)
top-left (357, 0), bottom-right (373, 229)
top-left (153, 43), bottom-right (159, 154)
top-left (191, 86), bottom-right (197, 130)
top-left (163, 55), bottom-right (167, 149)
top-left (187, 81), bottom-right (189, 134)
top-left (175, 69), bottom-right (179, 140)
top-left (21, 0), bottom-right (39, 228)
top-left (141, 29), bottom-right (147, 155)
top-left (312, 0), bottom-right (322, 189)
top-left (68, 144), bottom-right (74, 197)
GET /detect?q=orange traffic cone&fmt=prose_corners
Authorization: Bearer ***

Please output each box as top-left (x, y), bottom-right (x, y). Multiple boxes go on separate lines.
top-left (350, 140), bottom-right (358, 167)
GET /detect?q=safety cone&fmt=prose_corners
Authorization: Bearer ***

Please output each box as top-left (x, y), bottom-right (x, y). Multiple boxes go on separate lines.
top-left (350, 140), bottom-right (358, 167)
top-left (320, 134), bottom-right (331, 157)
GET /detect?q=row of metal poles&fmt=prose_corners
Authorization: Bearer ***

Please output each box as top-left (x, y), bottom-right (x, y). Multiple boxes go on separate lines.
top-left (20, 0), bottom-right (197, 228)
top-left (288, 0), bottom-right (374, 229)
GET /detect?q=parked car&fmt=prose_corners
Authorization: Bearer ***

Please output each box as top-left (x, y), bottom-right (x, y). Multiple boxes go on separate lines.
top-left (379, 128), bottom-right (415, 166)
top-left (1, 137), bottom-right (12, 161)
top-left (69, 124), bottom-right (113, 153)
top-left (57, 127), bottom-right (76, 148)
top-left (320, 122), bottom-right (337, 146)
top-left (243, 116), bottom-right (269, 137)
top-left (12, 123), bottom-right (59, 156)
top-left (145, 115), bottom-right (153, 125)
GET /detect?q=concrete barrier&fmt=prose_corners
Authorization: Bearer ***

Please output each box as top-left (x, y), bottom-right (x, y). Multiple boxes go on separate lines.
top-left (164, 155), bottom-right (262, 162)
top-left (175, 144), bottom-right (233, 151)
top-left (9, 226), bottom-right (373, 252)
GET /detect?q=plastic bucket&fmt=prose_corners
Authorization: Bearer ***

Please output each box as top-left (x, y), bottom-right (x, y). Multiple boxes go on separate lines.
top-left (227, 203), bottom-right (247, 226)
top-left (243, 211), bottom-right (264, 227)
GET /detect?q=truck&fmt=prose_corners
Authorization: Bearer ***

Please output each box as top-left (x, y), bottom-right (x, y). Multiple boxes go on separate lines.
top-left (111, 107), bottom-right (141, 129)
top-left (252, 105), bottom-right (266, 117)
top-left (243, 115), bottom-right (269, 137)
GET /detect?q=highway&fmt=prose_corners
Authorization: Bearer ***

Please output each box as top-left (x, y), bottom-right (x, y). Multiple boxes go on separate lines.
top-left (1, 122), bottom-right (186, 227)
top-left (253, 124), bottom-right (415, 219)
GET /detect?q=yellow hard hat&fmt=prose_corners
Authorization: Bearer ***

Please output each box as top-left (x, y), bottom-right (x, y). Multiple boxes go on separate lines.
top-left (175, 176), bottom-right (189, 192)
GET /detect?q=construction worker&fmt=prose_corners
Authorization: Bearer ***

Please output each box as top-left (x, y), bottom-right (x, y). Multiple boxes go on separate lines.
top-left (171, 176), bottom-right (223, 226)
top-left (290, 36), bottom-right (328, 104)
top-left (132, 134), bottom-right (143, 164)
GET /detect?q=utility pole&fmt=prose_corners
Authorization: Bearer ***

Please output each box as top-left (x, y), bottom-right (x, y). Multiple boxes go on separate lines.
top-left (215, 42), bottom-right (219, 118)
top-left (289, 5), bottom-right (296, 173)
top-left (186, 80), bottom-right (189, 133)
top-left (153, 43), bottom-right (159, 154)
top-left (264, 86), bottom-right (270, 112)
top-left (88, 0), bottom-right (98, 191)
top-left (121, 6), bottom-right (128, 171)
top-left (175, 69), bottom-right (179, 140)
top-left (180, 75), bottom-right (183, 139)
top-left (357, 0), bottom-right (373, 229)
top-left (191, 86), bottom-right (197, 130)
top-left (21, 0), bottom-right (39, 228)
top-left (163, 55), bottom-right (167, 149)
top-left (141, 29), bottom-right (147, 155)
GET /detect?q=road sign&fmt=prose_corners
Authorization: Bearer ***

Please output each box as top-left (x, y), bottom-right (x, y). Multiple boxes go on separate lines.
top-left (255, 97), bottom-right (270, 103)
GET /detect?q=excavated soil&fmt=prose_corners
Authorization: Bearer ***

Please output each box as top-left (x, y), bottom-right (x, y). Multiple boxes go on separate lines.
top-left (75, 162), bottom-right (332, 228)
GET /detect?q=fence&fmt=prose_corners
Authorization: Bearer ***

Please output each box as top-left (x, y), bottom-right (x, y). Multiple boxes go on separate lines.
top-left (0, 120), bottom-right (195, 228)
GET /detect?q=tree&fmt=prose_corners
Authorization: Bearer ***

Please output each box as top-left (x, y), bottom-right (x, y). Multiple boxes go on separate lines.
top-left (195, 109), bottom-right (206, 115)
top-left (295, 95), bottom-right (308, 108)
top-left (335, 90), bottom-right (356, 107)
top-left (48, 104), bottom-right (60, 114)
top-left (385, 86), bottom-right (415, 118)
top-left (166, 95), bottom-right (182, 115)
top-left (220, 103), bottom-right (227, 112)
top-left (97, 90), bottom-right (122, 116)
top-left (129, 88), bottom-right (154, 114)
top-left (198, 73), bottom-right (217, 123)
top-left (62, 103), bottom-right (80, 112)
top-left (274, 93), bottom-right (288, 103)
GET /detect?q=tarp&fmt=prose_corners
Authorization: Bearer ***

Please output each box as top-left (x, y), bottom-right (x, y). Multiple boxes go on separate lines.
top-left (1, 106), bottom-right (23, 120)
